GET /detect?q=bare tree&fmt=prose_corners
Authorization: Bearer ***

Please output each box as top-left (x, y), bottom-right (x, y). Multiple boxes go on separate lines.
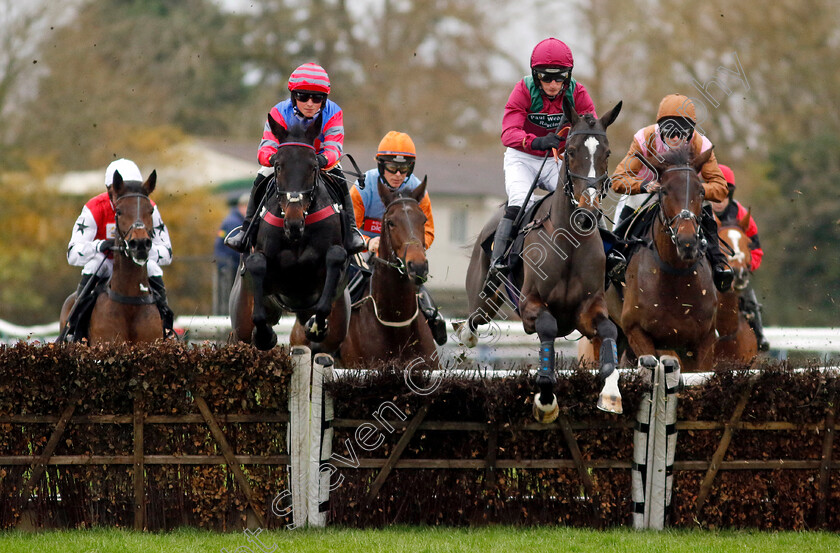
top-left (0, 0), bottom-right (78, 148)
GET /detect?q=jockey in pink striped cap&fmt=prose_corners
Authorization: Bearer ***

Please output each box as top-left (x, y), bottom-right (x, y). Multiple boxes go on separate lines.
top-left (226, 62), bottom-right (364, 254)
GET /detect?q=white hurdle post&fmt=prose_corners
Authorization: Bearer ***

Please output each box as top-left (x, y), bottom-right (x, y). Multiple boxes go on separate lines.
top-left (288, 346), bottom-right (312, 528)
top-left (308, 353), bottom-right (334, 527)
top-left (632, 354), bottom-right (681, 530)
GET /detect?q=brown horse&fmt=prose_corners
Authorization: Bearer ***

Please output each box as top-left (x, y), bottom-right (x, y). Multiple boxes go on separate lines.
top-left (59, 172), bottom-right (162, 343)
top-left (459, 99), bottom-right (624, 422)
top-left (230, 114), bottom-right (349, 353)
top-left (338, 178), bottom-right (436, 366)
top-left (713, 211), bottom-right (757, 365)
top-left (606, 145), bottom-right (717, 372)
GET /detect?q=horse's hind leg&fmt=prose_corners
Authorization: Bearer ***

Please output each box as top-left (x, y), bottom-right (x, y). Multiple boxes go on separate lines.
top-left (244, 252), bottom-right (277, 350)
top-left (457, 238), bottom-right (510, 348)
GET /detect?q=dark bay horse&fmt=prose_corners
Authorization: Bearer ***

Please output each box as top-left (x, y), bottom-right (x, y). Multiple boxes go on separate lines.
top-left (59, 172), bottom-right (162, 343)
top-left (459, 99), bottom-right (624, 422)
top-left (713, 211), bottom-right (757, 365)
top-left (606, 145), bottom-right (718, 372)
top-left (339, 178), bottom-right (437, 367)
top-left (230, 114), bottom-right (349, 352)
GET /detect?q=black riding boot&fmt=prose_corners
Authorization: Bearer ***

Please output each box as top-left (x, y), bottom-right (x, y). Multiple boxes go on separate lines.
top-left (63, 273), bottom-right (102, 342)
top-left (599, 227), bottom-right (627, 287)
top-left (489, 208), bottom-right (518, 274)
top-left (701, 205), bottom-right (734, 292)
top-left (418, 284), bottom-right (447, 346)
top-left (149, 276), bottom-right (175, 338)
top-left (225, 173), bottom-right (270, 253)
top-left (339, 185), bottom-right (365, 255)
top-left (741, 286), bottom-right (770, 351)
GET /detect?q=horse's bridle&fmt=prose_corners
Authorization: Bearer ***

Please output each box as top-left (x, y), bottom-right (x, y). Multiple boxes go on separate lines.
top-left (113, 192), bottom-right (152, 266)
top-left (372, 197), bottom-right (427, 284)
top-left (563, 128), bottom-right (611, 207)
top-left (657, 165), bottom-right (702, 247)
top-left (271, 141), bottom-right (319, 220)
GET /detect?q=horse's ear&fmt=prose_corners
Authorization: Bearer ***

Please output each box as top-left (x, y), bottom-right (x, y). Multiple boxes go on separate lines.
top-left (563, 93), bottom-right (579, 128)
top-left (377, 177), bottom-right (396, 207)
top-left (599, 100), bottom-right (622, 129)
top-left (410, 176), bottom-right (428, 203)
top-left (268, 113), bottom-right (287, 145)
top-left (112, 170), bottom-right (125, 194)
top-left (739, 206), bottom-right (751, 233)
top-left (305, 112), bottom-right (323, 144)
top-left (144, 169), bottom-right (157, 196)
top-left (693, 147), bottom-right (714, 173)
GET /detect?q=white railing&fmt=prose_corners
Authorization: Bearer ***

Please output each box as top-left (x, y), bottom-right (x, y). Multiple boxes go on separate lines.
top-left (2, 316), bottom-right (838, 360)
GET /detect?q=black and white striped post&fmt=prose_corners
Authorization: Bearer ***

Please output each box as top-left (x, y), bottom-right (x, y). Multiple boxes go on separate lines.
top-left (632, 354), bottom-right (681, 529)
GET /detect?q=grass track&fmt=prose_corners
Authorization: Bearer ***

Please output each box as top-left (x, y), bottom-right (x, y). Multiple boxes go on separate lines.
top-left (0, 526), bottom-right (838, 553)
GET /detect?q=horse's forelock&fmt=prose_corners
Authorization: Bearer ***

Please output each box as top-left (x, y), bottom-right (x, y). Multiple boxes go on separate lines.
top-left (581, 113), bottom-right (598, 128)
top-left (282, 122), bottom-right (313, 145)
top-left (660, 144), bottom-right (692, 166)
top-left (117, 181), bottom-right (146, 196)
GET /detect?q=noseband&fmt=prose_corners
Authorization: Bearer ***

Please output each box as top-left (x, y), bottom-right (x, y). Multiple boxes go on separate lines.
top-left (563, 128), bottom-right (611, 207)
top-left (113, 192), bottom-right (152, 266)
top-left (657, 165), bottom-right (701, 247)
top-left (372, 197), bottom-right (427, 283)
top-left (271, 141), bottom-right (319, 221)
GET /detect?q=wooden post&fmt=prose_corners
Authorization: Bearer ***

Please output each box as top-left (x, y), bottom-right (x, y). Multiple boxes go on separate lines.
top-left (484, 422), bottom-right (499, 488)
top-left (194, 393), bottom-right (265, 528)
top-left (133, 389), bottom-right (146, 530)
top-left (817, 394), bottom-right (836, 527)
top-left (694, 378), bottom-right (755, 517)
top-left (20, 394), bottom-right (79, 503)
top-left (365, 403), bottom-right (430, 504)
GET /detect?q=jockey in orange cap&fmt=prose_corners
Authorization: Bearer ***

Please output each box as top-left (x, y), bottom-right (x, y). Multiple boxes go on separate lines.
top-left (347, 131), bottom-right (446, 345)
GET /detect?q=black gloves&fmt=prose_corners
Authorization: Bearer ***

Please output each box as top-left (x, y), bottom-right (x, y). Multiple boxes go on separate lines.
top-left (530, 133), bottom-right (562, 151)
top-left (98, 239), bottom-right (115, 252)
top-left (316, 154), bottom-right (328, 169)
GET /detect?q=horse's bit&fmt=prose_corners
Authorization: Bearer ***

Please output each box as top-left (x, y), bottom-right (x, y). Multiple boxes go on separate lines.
top-left (372, 197), bottom-right (427, 284)
top-left (113, 192), bottom-right (152, 266)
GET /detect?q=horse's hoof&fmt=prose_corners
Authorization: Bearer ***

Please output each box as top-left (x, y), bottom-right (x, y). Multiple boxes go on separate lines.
top-left (597, 369), bottom-right (623, 414)
top-left (533, 393), bottom-right (559, 424)
top-left (660, 355), bottom-right (680, 373)
top-left (252, 327), bottom-right (278, 351)
top-left (638, 355), bottom-right (658, 370)
top-left (304, 316), bottom-right (329, 342)
top-left (535, 368), bottom-right (556, 388)
top-left (454, 322), bottom-right (478, 348)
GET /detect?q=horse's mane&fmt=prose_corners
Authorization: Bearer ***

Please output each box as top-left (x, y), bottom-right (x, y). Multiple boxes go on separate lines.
top-left (660, 143), bottom-right (693, 167)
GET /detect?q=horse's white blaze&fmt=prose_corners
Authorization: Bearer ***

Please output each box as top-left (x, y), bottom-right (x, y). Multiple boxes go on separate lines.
top-left (726, 229), bottom-right (747, 264)
top-left (584, 136), bottom-right (599, 178)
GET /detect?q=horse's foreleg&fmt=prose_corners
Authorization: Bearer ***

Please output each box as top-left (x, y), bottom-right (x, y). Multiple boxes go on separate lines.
top-left (245, 252), bottom-right (276, 350)
top-left (305, 245), bottom-right (347, 342)
top-left (693, 329), bottom-right (718, 372)
top-left (522, 301), bottom-right (558, 424)
top-left (594, 317), bottom-right (622, 414)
